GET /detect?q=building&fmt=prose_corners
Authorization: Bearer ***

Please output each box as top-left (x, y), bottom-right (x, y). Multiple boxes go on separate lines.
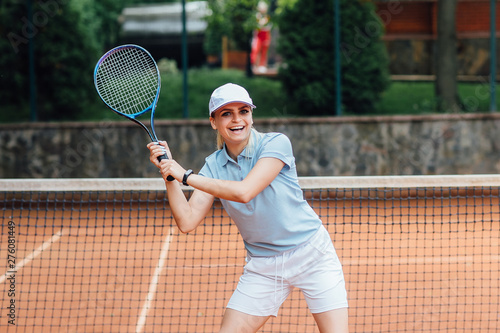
top-left (375, 0), bottom-right (500, 77)
top-left (118, 0), bottom-right (499, 76)
top-left (119, 1), bottom-right (209, 67)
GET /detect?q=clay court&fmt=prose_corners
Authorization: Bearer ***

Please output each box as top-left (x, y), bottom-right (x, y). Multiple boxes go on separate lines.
top-left (1, 177), bottom-right (499, 332)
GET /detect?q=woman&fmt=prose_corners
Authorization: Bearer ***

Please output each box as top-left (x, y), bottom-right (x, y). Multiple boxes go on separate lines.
top-left (148, 83), bottom-right (349, 333)
top-left (251, 1), bottom-right (273, 73)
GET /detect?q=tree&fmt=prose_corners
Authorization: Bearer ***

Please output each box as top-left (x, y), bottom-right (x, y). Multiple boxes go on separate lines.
top-left (204, 0), bottom-right (227, 59)
top-left (224, 0), bottom-right (259, 77)
top-left (435, 0), bottom-right (463, 113)
top-left (0, 0), bottom-right (169, 122)
top-left (204, 0), bottom-right (259, 76)
top-left (277, 0), bottom-right (390, 115)
top-left (0, 1), bottom-right (112, 121)
top-left (0, 1), bottom-right (29, 119)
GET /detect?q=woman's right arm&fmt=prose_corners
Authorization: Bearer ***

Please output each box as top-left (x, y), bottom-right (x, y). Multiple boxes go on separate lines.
top-left (148, 142), bottom-right (214, 233)
top-left (164, 181), bottom-right (215, 233)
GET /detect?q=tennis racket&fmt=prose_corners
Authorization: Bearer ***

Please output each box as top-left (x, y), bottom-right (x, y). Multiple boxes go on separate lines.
top-left (94, 44), bottom-right (174, 181)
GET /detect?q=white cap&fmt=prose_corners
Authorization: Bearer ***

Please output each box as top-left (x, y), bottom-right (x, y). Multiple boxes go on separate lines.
top-left (208, 83), bottom-right (256, 116)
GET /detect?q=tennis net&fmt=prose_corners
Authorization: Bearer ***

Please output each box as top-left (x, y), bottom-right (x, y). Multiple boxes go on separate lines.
top-left (1, 176), bottom-right (499, 332)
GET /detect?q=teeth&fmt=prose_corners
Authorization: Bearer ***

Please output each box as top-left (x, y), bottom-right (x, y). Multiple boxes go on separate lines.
top-left (230, 126), bottom-right (244, 131)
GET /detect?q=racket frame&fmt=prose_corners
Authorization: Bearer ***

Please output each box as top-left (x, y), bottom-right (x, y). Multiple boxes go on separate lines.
top-left (94, 44), bottom-right (174, 181)
top-left (94, 44), bottom-right (162, 142)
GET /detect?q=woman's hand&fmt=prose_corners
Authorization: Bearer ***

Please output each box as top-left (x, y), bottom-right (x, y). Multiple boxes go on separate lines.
top-left (147, 141), bottom-right (172, 168)
top-left (147, 141), bottom-right (186, 183)
top-left (158, 158), bottom-right (186, 183)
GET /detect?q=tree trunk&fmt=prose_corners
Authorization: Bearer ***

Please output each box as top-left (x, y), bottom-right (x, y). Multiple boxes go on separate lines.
top-left (435, 0), bottom-right (462, 113)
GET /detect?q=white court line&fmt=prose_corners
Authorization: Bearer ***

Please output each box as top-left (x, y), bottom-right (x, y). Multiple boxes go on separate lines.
top-left (0, 229), bottom-right (64, 284)
top-left (136, 227), bottom-right (175, 333)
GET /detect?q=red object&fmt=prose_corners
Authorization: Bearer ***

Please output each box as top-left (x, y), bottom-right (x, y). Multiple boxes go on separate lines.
top-left (251, 29), bottom-right (272, 68)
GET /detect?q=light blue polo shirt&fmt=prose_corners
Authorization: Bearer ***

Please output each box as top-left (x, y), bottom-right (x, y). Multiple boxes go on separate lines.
top-left (199, 130), bottom-right (322, 257)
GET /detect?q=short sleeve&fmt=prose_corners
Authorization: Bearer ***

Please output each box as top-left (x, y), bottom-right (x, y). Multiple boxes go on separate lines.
top-left (198, 162), bottom-right (212, 178)
top-left (198, 152), bottom-right (219, 178)
top-left (258, 133), bottom-right (295, 169)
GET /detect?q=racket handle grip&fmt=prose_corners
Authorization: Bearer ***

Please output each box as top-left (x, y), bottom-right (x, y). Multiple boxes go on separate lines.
top-left (157, 154), bottom-right (175, 182)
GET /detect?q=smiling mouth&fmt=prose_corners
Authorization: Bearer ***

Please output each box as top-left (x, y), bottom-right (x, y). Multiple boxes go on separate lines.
top-left (230, 126), bottom-right (244, 132)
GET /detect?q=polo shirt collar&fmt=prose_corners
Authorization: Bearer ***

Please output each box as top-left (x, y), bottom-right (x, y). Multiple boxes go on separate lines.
top-left (220, 131), bottom-right (256, 166)
top-left (220, 145), bottom-right (232, 166)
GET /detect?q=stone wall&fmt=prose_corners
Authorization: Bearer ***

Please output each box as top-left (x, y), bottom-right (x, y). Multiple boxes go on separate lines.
top-left (1, 113), bottom-right (500, 179)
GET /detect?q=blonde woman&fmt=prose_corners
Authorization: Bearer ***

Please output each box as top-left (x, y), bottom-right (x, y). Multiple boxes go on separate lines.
top-left (148, 83), bottom-right (348, 333)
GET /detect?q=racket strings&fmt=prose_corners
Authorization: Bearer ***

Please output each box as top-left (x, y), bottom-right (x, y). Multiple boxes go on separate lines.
top-left (117, 49), bottom-right (156, 113)
top-left (95, 47), bottom-right (159, 116)
top-left (112, 48), bottom-right (155, 111)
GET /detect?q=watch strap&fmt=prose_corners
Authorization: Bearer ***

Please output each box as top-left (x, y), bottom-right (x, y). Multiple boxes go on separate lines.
top-left (182, 169), bottom-right (193, 186)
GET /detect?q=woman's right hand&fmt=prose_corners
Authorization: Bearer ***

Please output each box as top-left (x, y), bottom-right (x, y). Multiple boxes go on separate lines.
top-left (147, 141), bottom-right (171, 169)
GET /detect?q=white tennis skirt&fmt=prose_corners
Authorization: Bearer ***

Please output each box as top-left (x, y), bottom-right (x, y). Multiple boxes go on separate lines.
top-left (227, 225), bottom-right (348, 317)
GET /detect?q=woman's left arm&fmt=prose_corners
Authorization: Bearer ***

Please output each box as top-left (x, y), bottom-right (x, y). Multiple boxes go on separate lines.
top-left (186, 157), bottom-right (285, 203)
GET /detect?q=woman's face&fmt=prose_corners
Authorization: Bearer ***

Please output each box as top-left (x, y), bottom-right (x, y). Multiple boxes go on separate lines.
top-left (210, 102), bottom-right (253, 147)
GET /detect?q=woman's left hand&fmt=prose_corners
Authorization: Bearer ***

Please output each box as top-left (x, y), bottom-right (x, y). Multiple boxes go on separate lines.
top-left (158, 158), bottom-right (186, 183)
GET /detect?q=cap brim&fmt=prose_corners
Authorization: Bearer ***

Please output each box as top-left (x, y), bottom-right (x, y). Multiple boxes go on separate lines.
top-left (210, 101), bottom-right (256, 116)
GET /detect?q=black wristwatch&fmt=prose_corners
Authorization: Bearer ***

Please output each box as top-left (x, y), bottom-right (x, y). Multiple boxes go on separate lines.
top-left (182, 169), bottom-right (194, 186)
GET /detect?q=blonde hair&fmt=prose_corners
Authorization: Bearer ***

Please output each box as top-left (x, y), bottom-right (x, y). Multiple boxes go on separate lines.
top-left (216, 131), bottom-right (224, 150)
